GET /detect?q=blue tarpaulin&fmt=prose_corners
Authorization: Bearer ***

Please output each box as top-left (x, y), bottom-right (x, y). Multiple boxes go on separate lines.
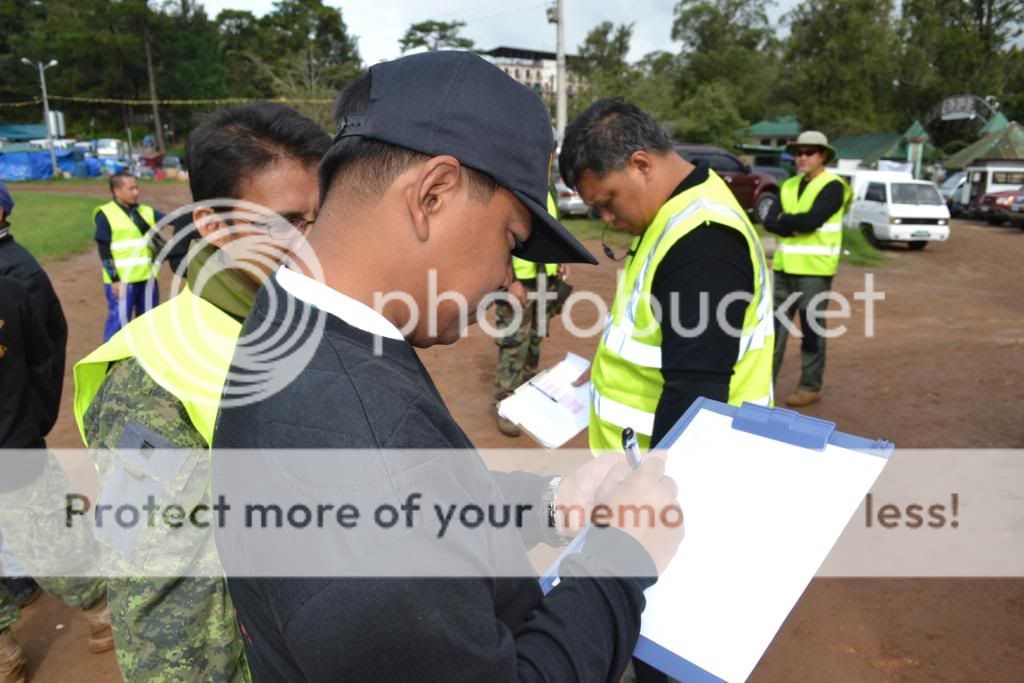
top-left (0, 149), bottom-right (100, 181)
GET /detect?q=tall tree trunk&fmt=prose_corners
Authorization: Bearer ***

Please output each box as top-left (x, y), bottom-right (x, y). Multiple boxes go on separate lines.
top-left (143, 21), bottom-right (166, 152)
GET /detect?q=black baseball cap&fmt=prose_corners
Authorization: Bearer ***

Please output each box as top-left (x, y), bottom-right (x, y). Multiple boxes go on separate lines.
top-left (335, 51), bottom-right (597, 265)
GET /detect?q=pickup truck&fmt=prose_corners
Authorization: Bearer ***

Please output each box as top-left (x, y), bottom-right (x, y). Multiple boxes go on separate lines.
top-left (674, 144), bottom-right (782, 223)
top-left (978, 188), bottom-right (1020, 226)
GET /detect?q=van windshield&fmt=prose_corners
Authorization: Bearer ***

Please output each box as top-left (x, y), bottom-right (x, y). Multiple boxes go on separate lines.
top-left (891, 183), bottom-right (943, 205)
top-left (940, 173), bottom-right (963, 191)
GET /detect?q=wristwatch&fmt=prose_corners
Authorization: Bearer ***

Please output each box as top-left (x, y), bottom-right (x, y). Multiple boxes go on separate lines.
top-left (543, 476), bottom-right (571, 546)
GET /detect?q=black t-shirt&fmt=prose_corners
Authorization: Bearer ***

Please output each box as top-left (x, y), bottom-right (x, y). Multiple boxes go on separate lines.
top-left (644, 163), bottom-right (755, 444)
top-left (213, 277), bottom-right (657, 682)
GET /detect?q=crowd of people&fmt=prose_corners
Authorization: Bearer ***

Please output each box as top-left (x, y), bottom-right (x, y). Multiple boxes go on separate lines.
top-left (0, 50), bottom-right (850, 683)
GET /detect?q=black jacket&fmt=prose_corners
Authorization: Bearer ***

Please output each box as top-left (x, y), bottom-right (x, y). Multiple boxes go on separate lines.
top-left (0, 235), bottom-right (67, 452)
top-left (212, 277), bottom-right (657, 682)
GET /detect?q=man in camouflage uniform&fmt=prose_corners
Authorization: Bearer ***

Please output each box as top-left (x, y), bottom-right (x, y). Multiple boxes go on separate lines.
top-left (1, 187), bottom-right (112, 683)
top-left (493, 195), bottom-right (570, 437)
top-left (74, 104), bottom-right (329, 682)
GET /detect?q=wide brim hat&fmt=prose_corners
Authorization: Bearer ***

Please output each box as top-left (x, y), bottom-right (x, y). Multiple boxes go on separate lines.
top-left (785, 131), bottom-right (837, 164)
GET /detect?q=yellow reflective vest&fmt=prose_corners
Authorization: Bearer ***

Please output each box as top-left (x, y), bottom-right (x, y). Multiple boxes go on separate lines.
top-left (93, 201), bottom-right (158, 284)
top-left (74, 286), bottom-right (242, 446)
top-left (589, 170), bottom-right (775, 453)
top-left (512, 193), bottom-right (560, 280)
top-left (773, 171), bottom-right (851, 277)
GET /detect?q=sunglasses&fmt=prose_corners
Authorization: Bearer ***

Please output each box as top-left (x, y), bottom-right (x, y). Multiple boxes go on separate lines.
top-left (793, 148), bottom-right (822, 158)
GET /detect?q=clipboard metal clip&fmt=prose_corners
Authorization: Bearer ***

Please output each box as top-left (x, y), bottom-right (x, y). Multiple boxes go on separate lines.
top-left (731, 402), bottom-right (836, 450)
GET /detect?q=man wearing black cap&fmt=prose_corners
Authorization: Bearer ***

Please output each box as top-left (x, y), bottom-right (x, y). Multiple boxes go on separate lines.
top-left (212, 52), bottom-right (683, 681)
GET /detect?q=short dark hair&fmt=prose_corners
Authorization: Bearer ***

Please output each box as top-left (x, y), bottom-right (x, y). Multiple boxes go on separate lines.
top-left (558, 98), bottom-right (673, 189)
top-left (109, 172), bottom-right (134, 192)
top-left (319, 72), bottom-right (496, 205)
top-left (186, 103), bottom-right (331, 202)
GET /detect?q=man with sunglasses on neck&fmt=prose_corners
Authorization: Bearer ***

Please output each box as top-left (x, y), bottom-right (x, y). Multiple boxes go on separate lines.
top-left (72, 103), bottom-right (329, 682)
top-left (763, 131), bottom-right (851, 407)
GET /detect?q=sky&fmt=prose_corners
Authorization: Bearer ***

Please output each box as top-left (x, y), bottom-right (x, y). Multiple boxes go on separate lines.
top-left (200, 0), bottom-right (795, 65)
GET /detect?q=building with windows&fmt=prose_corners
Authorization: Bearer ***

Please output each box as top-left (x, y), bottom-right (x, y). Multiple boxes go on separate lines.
top-left (479, 46), bottom-right (584, 100)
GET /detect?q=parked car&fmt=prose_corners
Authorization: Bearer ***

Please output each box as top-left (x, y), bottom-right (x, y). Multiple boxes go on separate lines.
top-left (554, 178), bottom-right (589, 217)
top-left (962, 164), bottom-right (1024, 216)
top-left (1007, 192), bottom-right (1024, 228)
top-left (938, 171), bottom-right (966, 214)
top-left (673, 144), bottom-right (781, 222)
top-left (978, 188), bottom-right (1020, 226)
top-left (847, 177), bottom-right (950, 250)
top-left (753, 165), bottom-right (790, 184)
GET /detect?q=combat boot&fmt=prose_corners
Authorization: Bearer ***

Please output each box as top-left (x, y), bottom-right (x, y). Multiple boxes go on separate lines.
top-left (785, 388), bottom-right (822, 407)
top-left (81, 598), bottom-right (115, 654)
top-left (496, 414), bottom-right (521, 438)
top-left (0, 628), bottom-right (26, 683)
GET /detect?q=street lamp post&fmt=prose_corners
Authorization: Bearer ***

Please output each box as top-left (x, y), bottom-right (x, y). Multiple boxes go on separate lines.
top-left (20, 58), bottom-right (59, 178)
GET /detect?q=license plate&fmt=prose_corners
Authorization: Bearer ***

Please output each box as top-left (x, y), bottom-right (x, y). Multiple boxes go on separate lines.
top-left (981, 206), bottom-right (990, 212)
top-left (912, 230), bottom-right (930, 238)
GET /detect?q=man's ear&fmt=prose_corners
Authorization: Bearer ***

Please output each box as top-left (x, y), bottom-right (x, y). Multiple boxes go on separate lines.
top-left (192, 206), bottom-right (230, 248)
top-left (407, 156), bottom-right (462, 244)
top-left (627, 150), bottom-right (655, 182)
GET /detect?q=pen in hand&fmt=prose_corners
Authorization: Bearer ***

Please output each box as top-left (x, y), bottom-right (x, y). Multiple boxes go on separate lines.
top-left (621, 427), bottom-right (642, 470)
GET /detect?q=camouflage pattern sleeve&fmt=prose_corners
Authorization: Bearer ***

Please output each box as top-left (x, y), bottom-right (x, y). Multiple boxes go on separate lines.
top-left (83, 358), bottom-right (250, 683)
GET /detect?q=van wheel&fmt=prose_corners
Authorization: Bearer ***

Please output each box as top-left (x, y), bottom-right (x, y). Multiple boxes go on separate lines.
top-left (861, 223), bottom-right (880, 247)
top-left (754, 193), bottom-right (777, 224)
top-left (907, 241), bottom-right (927, 251)
top-left (985, 216), bottom-right (1006, 226)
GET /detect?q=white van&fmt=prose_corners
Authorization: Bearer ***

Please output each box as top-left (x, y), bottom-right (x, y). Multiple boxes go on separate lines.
top-left (837, 169), bottom-right (913, 207)
top-left (846, 177), bottom-right (950, 250)
top-left (961, 162), bottom-right (1024, 212)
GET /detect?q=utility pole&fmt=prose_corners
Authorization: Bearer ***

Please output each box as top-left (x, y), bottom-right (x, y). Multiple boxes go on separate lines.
top-left (143, 21), bottom-right (166, 153)
top-left (20, 58), bottom-right (59, 178)
top-left (548, 0), bottom-right (567, 143)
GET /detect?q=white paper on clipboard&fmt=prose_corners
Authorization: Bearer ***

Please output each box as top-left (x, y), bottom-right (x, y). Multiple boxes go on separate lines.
top-left (497, 353), bottom-right (590, 448)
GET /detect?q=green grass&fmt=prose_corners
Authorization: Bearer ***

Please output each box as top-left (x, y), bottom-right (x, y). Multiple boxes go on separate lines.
top-left (6, 191), bottom-right (100, 262)
top-left (839, 227), bottom-right (885, 267)
top-left (18, 176), bottom-right (162, 187)
top-left (562, 218), bottom-right (634, 249)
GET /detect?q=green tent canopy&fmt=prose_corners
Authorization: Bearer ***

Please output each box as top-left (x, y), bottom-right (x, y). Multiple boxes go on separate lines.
top-left (945, 122), bottom-right (1024, 170)
top-left (979, 112), bottom-right (1009, 134)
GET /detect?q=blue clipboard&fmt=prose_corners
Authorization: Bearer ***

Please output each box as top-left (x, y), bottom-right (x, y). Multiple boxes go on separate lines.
top-left (539, 397), bottom-right (894, 682)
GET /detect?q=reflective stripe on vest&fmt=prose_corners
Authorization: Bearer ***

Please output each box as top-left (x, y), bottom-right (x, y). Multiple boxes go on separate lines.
top-left (773, 171), bottom-right (850, 277)
top-left (73, 287), bottom-right (242, 446)
top-left (589, 171), bottom-right (775, 454)
top-left (93, 201), bottom-right (157, 284)
top-left (512, 193), bottom-right (560, 279)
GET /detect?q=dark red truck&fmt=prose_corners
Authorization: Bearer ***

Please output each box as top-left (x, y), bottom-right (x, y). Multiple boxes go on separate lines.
top-left (674, 144), bottom-right (782, 223)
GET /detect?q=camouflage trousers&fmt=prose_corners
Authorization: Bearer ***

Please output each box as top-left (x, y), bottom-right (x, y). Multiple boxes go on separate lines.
top-left (104, 576), bottom-right (249, 683)
top-left (0, 452), bottom-right (107, 632)
top-left (493, 278), bottom-right (562, 401)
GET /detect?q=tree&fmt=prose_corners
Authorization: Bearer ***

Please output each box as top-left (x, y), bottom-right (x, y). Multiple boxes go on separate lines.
top-left (627, 51), bottom-right (686, 124)
top-left (399, 20), bottom-right (474, 53)
top-left (216, 9), bottom-right (276, 98)
top-left (672, 82), bottom-right (748, 147)
top-left (576, 21), bottom-right (633, 79)
top-left (570, 22), bottom-right (637, 117)
top-left (672, 0), bottom-right (781, 123)
top-left (897, 0), bottom-right (1024, 133)
top-left (245, 0), bottom-right (363, 129)
top-left (780, 0), bottom-right (900, 135)
top-left (262, 0), bottom-right (362, 66)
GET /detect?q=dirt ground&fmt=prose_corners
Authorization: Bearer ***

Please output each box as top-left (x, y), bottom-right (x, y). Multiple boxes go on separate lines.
top-left (8, 180), bottom-right (1024, 681)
